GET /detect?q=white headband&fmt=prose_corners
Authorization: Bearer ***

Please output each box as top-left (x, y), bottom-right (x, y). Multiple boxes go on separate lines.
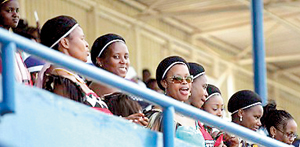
top-left (97, 39), bottom-right (125, 57)
top-left (193, 72), bottom-right (205, 79)
top-left (231, 102), bottom-right (262, 114)
top-left (205, 92), bottom-right (221, 101)
top-left (162, 61), bottom-right (186, 79)
top-left (1, 0), bottom-right (9, 5)
top-left (50, 24), bottom-right (79, 48)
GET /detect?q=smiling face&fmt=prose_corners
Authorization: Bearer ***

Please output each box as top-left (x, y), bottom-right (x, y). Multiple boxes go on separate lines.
top-left (273, 119), bottom-right (298, 145)
top-left (202, 94), bottom-right (224, 117)
top-left (161, 64), bottom-right (192, 102)
top-left (189, 75), bottom-right (208, 108)
top-left (238, 105), bottom-right (263, 131)
top-left (0, 0), bottom-right (19, 30)
top-left (98, 42), bottom-right (130, 78)
top-left (65, 26), bottom-right (89, 62)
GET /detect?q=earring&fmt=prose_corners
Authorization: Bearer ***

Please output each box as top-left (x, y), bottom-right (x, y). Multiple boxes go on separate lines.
top-left (272, 135), bottom-right (275, 138)
top-left (239, 116), bottom-right (243, 122)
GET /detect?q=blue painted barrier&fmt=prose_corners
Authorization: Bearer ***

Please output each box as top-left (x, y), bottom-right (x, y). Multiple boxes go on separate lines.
top-left (0, 27), bottom-right (290, 147)
top-left (0, 83), bottom-right (195, 147)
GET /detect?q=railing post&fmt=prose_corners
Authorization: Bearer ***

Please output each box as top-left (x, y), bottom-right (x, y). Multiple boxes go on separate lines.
top-left (162, 106), bottom-right (174, 147)
top-left (0, 42), bottom-right (16, 115)
top-left (251, 0), bottom-right (268, 105)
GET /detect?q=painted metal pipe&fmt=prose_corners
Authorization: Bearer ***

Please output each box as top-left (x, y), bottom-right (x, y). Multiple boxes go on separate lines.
top-left (0, 28), bottom-right (290, 147)
top-left (0, 42), bottom-right (16, 115)
top-left (163, 106), bottom-right (174, 147)
top-left (251, 0), bottom-right (268, 105)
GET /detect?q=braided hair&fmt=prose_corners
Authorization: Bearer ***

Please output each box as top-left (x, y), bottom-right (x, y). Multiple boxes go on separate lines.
top-left (261, 101), bottom-right (294, 134)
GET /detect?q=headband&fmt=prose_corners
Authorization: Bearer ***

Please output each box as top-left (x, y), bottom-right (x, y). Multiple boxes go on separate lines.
top-left (97, 39), bottom-right (125, 57)
top-left (1, 0), bottom-right (9, 5)
top-left (193, 72), bottom-right (205, 79)
top-left (231, 102), bottom-right (262, 114)
top-left (205, 92), bottom-right (221, 101)
top-left (50, 23), bottom-right (78, 48)
top-left (161, 61), bottom-right (186, 79)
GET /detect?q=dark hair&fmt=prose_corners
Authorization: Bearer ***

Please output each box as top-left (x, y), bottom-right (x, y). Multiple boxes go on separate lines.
top-left (0, 0), bottom-right (14, 6)
top-left (156, 56), bottom-right (189, 91)
top-left (261, 101), bottom-right (294, 133)
top-left (228, 90), bottom-right (262, 114)
top-left (40, 15), bottom-right (77, 50)
top-left (13, 19), bottom-right (39, 40)
top-left (146, 78), bottom-right (157, 88)
top-left (143, 69), bottom-right (150, 74)
top-left (90, 33), bottom-right (125, 67)
top-left (188, 62), bottom-right (205, 80)
top-left (103, 92), bottom-right (141, 117)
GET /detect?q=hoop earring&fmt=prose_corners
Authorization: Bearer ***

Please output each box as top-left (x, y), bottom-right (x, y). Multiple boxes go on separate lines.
top-left (239, 116), bottom-right (243, 122)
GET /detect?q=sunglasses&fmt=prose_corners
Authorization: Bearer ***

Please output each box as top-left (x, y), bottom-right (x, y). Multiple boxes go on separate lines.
top-left (276, 128), bottom-right (298, 139)
top-left (169, 75), bottom-right (193, 84)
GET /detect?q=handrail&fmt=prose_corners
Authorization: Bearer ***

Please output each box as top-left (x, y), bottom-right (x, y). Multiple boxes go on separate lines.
top-left (0, 42), bottom-right (15, 115)
top-left (0, 28), bottom-right (290, 147)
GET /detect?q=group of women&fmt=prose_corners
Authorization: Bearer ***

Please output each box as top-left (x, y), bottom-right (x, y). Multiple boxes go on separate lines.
top-left (0, 0), bottom-right (298, 146)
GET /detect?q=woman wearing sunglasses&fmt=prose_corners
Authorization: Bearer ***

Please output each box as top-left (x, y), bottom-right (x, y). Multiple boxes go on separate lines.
top-left (145, 56), bottom-right (206, 146)
top-left (89, 33), bottom-right (148, 126)
top-left (260, 101), bottom-right (297, 145)
top-left (146, 56), bottom-right (194, 131)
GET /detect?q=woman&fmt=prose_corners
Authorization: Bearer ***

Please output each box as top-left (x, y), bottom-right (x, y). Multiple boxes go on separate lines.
top-left (89, 33), bottom-right (129, 97)
top-left (261, 101), bottom-right (297, 145)
top-left (188, 62), bottom-right (222, 147)
top-left (37, 15), bottom-right (108, 109)
top-left (202, 84), bottom-right (225, 147)
top-left (226, 90), bottom-right (263, 147)
top-left (146, 56), bottom-right (194, 130)
top-left (145, 56), bottom-right (205, 147)
top-left (0, 0), bottom-right (19, 30)
top-left (89, 33), bottom-right (148, 126)
top-left (0, 0), bottom-right (32, 85)
top-left (187, 62), bottom-right (208, 108)
top-left (202, 84), bottom-right (224, 118)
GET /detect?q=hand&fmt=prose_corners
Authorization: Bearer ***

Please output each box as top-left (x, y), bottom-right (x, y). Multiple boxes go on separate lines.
top-left (223, 133), bottom-right (239, 147)
top-left (125, 112), bottom-right (149, 126)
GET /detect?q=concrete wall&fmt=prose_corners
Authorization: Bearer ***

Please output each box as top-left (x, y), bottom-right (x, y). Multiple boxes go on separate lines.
top-left (0, 83), bottom-right (195, 147)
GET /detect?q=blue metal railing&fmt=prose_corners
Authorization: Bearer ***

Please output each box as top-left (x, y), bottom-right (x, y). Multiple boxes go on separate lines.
top-left (251, 0), bottom-right (268, 106)
top-left (0, 28), bottom-right (290, 147)
top-left (0, 42), bottom-right (15, 114)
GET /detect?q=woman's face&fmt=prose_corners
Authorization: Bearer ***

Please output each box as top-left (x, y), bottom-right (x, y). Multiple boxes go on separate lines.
top-left (162, 64), bottom-right (192, 102)
top-left (98, 42), bottom-right (130, 78)
top-left (239, 105), bottom-right (263, 131)
top-left (0, 0), bottom-right (19, 29)
top-left (202, 94), bottom-right (224, 117)
top-left (274, 119), bottom-right (298, 145)
top-left (67, 26), bottom-right (89, 62)
top-left (189, 75), bottom-right (208, 108)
